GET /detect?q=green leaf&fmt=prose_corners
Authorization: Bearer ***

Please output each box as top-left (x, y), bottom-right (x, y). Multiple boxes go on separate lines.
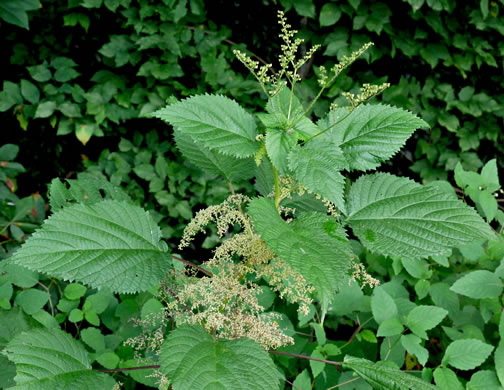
top-left (266, 128), bottom-right (296, 175)
top-left (20, 79), bottom-right (40, 104)
top-left (69, 308), bottom-right (84, 323)
top-left (450, 270), bottom-right (503, 299)
top-left (293, 369), bottom-right (311, 390)
top-left (248, 197), bottom-right (352, 310)
top-left (433, 367), bottom-right (464, 390)
top-left (75, 123), bottom-right (94, 145)
top-left (343, 356), bottom-right (437, 389)
top-left (34, 101), bottom-right (57, 118)
top-left (14, 289), bottom-right (49, 315)
top-left (442, 339), bottom-right (494, 370)
top-left (59, 102), bottom-right (82, 118)
top-left (294, 0), bottom-right (315, 18)
top-left (96, 352), bottom-right (119, 370)
top-left (288, 140), bottom-right (347, 212)
top-left (377, 318), bottom-right (404, 337)
top-left (266, 86), bottom-right (304, 128)
top-left (64, 283), bottom-right (87, 300)
top-left (481, 159), bottom-right (500, 191)
top-left (371, 287), bottom-right (398, 325)
top-left (406, 306), bottom-right (448, 339)
top-left (84, 310), bottom-right (100, 326)
top-left (478, 190), bottom-right (497, 221)
top-left (160, 324), bottom-right (280, 389)
top-left (0, 355), bottom-right (16, 389)
top-left (0, 81), bottom-right (22, 111)
top-left (173, 128), bottom-right (255, 182)
top-left (495, 342), bottom-right (504, 387)
top-left (0, 0), bottom-right (39, 29)
top-left (429, 283), bottom-right (459, 318)
top-left (5, 328), bottom-right (115, 389)
top-left (467, 370), bottom-right (501, 390)
top-left (310, 322), bottom-right (327, 346)
top-left (11, 200), bottom-right (171, 294)
top-left (151, 94), bottom-right (259, 158)
top-left (0, 144), bottom-right (19, 161)
top-left (401, 334), bottom-right (429, 366)
top-left (347, 173), bottom-right (494, 258)
top-left (320, 104), bottom-right (429, 170)
top-left (310, 349), bottom-right (325, 378)
top-left (81, 327), bottom-right (106, 353)
top-left (54, 67), bottom-right (80, 83)
top-left (27, 63), bottom-right (52, 82)
top-left (319, 3), bottom-right (342, 26)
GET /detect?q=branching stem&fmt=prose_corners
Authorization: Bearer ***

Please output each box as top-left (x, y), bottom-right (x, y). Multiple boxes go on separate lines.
top-left (170, 254), bottom-right (213, 277)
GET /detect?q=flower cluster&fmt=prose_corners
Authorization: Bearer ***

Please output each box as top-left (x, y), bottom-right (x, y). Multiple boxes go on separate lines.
top-left (343, 82), bottom-right (391, 109)
top-left (167, 195), bottom-right (315, 349)
top-left (350, 262), bottom-right (381, 289)
top-left (178, 194), bottom-right (251, 249)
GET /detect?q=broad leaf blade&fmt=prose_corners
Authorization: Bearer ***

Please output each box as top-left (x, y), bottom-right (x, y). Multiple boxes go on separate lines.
top-left (151, 94), bottom-right (259, 158)
top-left (11, 200), bottom-right (171, 293)
top-left (442, 339), bottom-right (494, 370)
top-left (4, 328), bottom-right (114, 389)
top-left (347, 173), bottom-right (494, 258)
top-left (450, 270), bottom-right (503, 299)
top-left (406, 306), bottom-right (448, 339)
top-left (320, 104), bottom-right (429, 170)
top-left (49, 176), bottom-right (131, 210)
top-left (173, 128), bottom-right (255, 182)
top-left (265, 128), bottom-right (296, 175)
top-left (248, 197), bottom-right (352, 310)
top-left (288, 140), bottom-right (347, 212)
top-left (160, 324), bottom-right (280, 390)
top-left (343, 356), bottom-right (437, 389)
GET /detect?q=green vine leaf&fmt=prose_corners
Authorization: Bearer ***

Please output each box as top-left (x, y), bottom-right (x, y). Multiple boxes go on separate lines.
top-left (10, 200), bottom-right (171, 293)
top-left (151, 94), bottom-right (259, 158)
top-left (248, 197), bottom-right (352, 310)
top-left (343, 356), bottom-right (438, 390)
top-left (4, 328), bottom-right (115, 389)
top-left (160, 324), bottom-right (280, 390)
top-left (319, 104), bottom-right (429, 170)
top-left (288, 139), bottom-right (348, 212)
top-left (347, 173), bottom-right (494, 258)
top-left (173, 128), bottom-right (255, 182)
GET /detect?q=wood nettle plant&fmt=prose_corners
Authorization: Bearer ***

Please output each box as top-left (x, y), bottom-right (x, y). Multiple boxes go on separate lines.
top-left (3, 11), bottom-right (495, 390)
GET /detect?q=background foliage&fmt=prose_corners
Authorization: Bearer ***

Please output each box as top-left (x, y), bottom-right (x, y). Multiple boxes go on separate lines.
top-left (1, 0), bottom-right (504, 389)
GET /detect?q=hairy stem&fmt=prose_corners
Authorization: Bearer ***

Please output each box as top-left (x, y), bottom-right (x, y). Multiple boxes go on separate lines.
top-left (273, 167), bottom-right (281, 208)
top-left (170, 254), bottom-right (213, 277)
top-left (97, 365), bottom-right (160, 373)
top-left (267, 350), bottom-right (343, 367)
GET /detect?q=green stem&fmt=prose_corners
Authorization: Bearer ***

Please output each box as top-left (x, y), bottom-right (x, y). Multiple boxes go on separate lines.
top-left (301, 108), bottom-right (356, 145)
top-left (273, 167), bottom-right (281, 208)
top-left (287, 70), bottom-right (297, 120)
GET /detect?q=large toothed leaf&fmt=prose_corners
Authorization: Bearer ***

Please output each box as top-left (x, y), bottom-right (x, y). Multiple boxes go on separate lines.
top-left (160, 324), bottom-right (280, 390)
top-left (10, 200), bottom-right (171, 293)
top-left (248, 197), bottom-right (352, 310)
top-left (319, 104), bottom-right (429, 170)
top-left (347, 173), bottom-right (495, 258)
top-left (151, 94), bottom-right (259, 158)
top-left (265, 128), bottom-right (297, 175)
top-left (343, 356), bottom-right (438, 390)
top-left (4, 328), bottom-right (115, 389)
top-left (173, 128), bottom-right (255, 182)
top-left (289, 139), bottom-right (348, 212)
